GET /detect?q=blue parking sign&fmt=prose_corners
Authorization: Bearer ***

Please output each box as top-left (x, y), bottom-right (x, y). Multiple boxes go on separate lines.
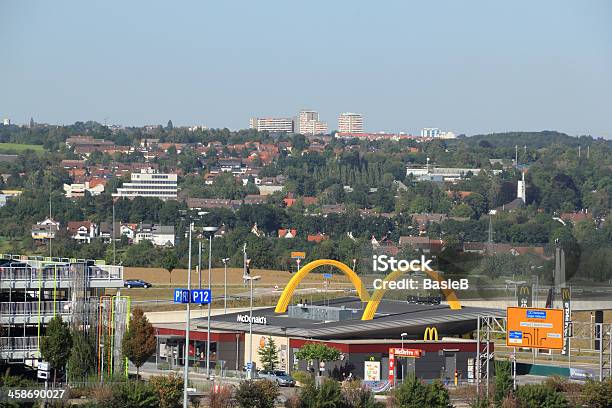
top-left (191, 289), bottom-right (212, 304)
top-left (174, 289), bottom-right (190, 304)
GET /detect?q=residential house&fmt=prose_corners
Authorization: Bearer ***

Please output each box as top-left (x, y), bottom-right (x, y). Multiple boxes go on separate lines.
top-left (67, 221), bottom-right (98, 243)
top-left (134, 224), bottom-right (175, 246)
top-left (278, 229), bottom-right (297, 239)
top-left (398, 236), bottom-right (444, 253)
top-left (307, 233), bottom-right (329, 243)
top-left (63, 179), bottom-right (106, 198)
top-left (31, 218), bottom-right (61, 240)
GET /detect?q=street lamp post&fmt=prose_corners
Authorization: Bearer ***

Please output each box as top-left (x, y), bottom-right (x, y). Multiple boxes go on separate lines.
top-left (183, 222), bottom-right (193, 408)
top-left (222, 258), bottom-right (230, 315)
top-left (203, 226), bottom-right (218, 379)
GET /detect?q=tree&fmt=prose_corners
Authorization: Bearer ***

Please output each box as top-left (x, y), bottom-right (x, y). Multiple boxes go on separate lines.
top-left (40, 315), bottom-right (72, 384)
top-left (494, 360), bottom-right (513, 406)
top-left (122, 308), bottom-right (156, 378)
top-left (67, 329), bottom-right (96, 381)
top-left (166, 120), bottom-right (174, 131)
top-left (258, 336), bottom-right (280, 371)
top-left (235, 379), bottom-right (279, 408)
top-left (161, 250), bottom-right (178, 284)
top-left (150, 373), bottom-right (183, 408)
top-left (295, 343), bottom-right (342, 376)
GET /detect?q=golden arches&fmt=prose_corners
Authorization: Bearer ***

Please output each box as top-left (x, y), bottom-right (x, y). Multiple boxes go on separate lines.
top-left (273, 259), bottom-right (462, 319)
top-left (361, 269), bottom-right (462, 320)
top-left (273, 259), bottom-right (370, 314)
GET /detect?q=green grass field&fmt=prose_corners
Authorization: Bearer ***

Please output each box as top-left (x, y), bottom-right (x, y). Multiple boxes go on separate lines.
top-left (0, 142), bottom-right (45, 153)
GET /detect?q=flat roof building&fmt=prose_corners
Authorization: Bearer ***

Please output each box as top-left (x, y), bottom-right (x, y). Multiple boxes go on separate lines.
top-left (113, 168), bottom-right (178, 201)
top-left (249, 117), bottom-right (294, 133)
top-left (298, 110), bottom-right (328, 135)
top-left (338, 113), bottom-right (364, 133)
top-left (152, 297), bottom-right (500, 383)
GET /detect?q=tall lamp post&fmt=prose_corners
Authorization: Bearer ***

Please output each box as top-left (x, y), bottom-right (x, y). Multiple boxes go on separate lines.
top-left (203, 226), bottom-right (218, 378)
top-left (183, 222), bottom-right (194, 408)
top-left (222, 258), bottom-right (230, 315)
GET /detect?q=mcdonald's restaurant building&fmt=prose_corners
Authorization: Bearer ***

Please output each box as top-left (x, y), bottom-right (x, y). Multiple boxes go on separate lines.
top-left (153, 297), bottom-right (500, 383)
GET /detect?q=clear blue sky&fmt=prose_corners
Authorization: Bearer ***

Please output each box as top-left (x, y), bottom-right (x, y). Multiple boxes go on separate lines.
top-left (2, 0), bottom-right (611, 137)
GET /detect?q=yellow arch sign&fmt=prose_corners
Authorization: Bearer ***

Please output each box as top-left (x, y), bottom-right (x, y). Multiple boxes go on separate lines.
top-left (361, 269), bottom-right (462, 320)
top-left (273, 259), bottom-right (462, 320)
top-left (274, 259), bottom-right (370, 313)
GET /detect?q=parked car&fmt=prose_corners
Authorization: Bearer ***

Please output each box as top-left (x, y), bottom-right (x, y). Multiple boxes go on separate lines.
top-left (124, 279), bottom-right (152, 288)
top-left (257, 370), bottom-right (295, 386)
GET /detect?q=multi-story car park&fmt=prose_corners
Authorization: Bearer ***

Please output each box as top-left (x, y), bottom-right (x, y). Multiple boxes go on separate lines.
top-left (0, 254), bottom-right (128, 374)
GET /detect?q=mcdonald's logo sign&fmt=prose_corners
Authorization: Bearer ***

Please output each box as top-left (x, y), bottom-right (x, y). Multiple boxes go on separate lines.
top-left (517, 285), bottom-right (532, 307)
top-left (561, 288), bottom-right (571, 302)
top-left (424, 327), bottom-right (438, 341)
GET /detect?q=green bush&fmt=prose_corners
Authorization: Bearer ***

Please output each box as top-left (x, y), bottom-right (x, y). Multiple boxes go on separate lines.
top-left (341, 379), bottom-right (384, 408)
top-left (235, 379), bottom-right (279, 408)
top-left (107, 380), bottom-right (159, 408)
top-left (580, 378), bottom-right (612, 408)
top-left (150, 373), bottom-right (184, 408)
top-left (297, 378), bottom-right (344, 408)
top-left (392, 376), bottom-right (452, 408)
top-left (292, 370), bottom-right (314, 386)
top-left (515, 384), bottom-right (568, 408)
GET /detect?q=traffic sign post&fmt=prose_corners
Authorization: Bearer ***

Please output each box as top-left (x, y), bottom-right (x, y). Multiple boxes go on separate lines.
top-left (191, 289), bottom-right (211, 305)
top-left (174, 289), bottom-right (190, 304)
top-left (506, 307), bottom-right (564, 350)
top-left (174, 289), bottom-right (212, 304)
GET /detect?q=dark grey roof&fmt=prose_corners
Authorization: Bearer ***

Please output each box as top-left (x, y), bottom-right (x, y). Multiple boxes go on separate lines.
top-left (199, 297), bottom-right (503, 340)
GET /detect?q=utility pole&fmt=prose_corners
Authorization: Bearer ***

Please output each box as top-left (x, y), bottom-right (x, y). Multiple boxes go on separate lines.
top-left (48, 194), bottom-right (52, 258)
top-left (515, 145), bottom-right (518, 166)
top-left (112, 202), bottom-right (116, 264)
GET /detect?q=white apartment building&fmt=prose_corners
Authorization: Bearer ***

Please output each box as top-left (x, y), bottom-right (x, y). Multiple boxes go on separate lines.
top-left (249, 117), bottom-right (294, 133)
top-left (338, 113), bottom-right (363, 133)
top-left (112, 168), bottom-right (178, 200)
top-left (298, 110), bottom-right (328, 135)
top-left (421, 128), bottom-right (440, 138)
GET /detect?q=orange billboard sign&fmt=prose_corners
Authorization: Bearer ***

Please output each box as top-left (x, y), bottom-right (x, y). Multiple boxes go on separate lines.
top-left (506, 307), bottom-right (564, 350)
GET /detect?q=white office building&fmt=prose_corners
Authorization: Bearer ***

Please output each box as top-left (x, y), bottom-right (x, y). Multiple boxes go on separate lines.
top-left (113, 168), bottom-right (178, 200)
top-left (249, 117), bottom-right (294, 133)
top-left (338, 113), bottom-right (363, 133)
top-left (299, 110), bottom-right (328, 135)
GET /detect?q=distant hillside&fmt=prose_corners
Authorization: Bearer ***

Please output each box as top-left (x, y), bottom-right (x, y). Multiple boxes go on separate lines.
top-left (460, 131), bottom-right (593, 149)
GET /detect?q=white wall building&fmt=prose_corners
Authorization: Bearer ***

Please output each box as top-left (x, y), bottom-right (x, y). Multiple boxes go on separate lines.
top-left (113, 168), bottom-right (178, 200)
top-left (63, 181), bottom-right (105, 198)
top-left (134, 224), bottom-right (175, 246)
top-left (249, 117), bottom-right (294, 133)
top-left (421, 128), bottom-right (440, 138)
top-left (338, 113), bottom-right (363, 133)
top-left (298, 110), bottom-right (328, 135)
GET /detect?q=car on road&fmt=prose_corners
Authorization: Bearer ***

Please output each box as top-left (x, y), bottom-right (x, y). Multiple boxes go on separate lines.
top-left (257, 370), bottom-right (295, 386)
top-left (124, 279), bottom-right (152, 288)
